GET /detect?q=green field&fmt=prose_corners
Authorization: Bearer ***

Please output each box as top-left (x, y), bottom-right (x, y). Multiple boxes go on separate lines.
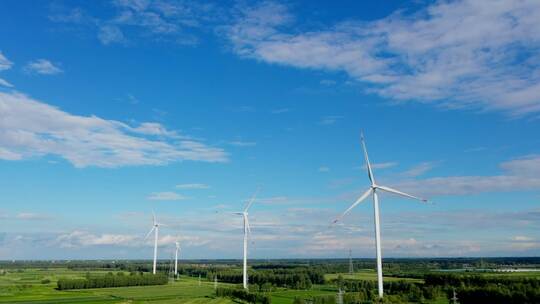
top-left (1, 265), bottom-right (538, 304)
top-left (324, 269), bottom-right (423, 283)
top-left (0, 268), bottom-right (339, 304)
top-left (0, 268), bottom-right (235, 304)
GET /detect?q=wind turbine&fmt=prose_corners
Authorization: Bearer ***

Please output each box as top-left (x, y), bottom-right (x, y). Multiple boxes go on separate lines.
top-left (144, 211), bottom-right (165, 275)
top-left (233, 189), bottom-right (259, 289)
top-left (332, 134), bottom-right (429, 298)
top-left (174, 235), bottom-right (181, 277)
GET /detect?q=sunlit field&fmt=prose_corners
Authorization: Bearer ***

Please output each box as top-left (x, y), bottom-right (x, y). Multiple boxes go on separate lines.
top-left (1, 259), bottom-right (539, 304)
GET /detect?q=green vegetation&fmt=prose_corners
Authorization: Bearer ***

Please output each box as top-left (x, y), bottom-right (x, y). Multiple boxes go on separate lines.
top-left (0, 258), bottom-right (538, 303)
top-left (57, 272), bottom-right (168, 290)
top-left (215, 287), bottom-right (271, 303)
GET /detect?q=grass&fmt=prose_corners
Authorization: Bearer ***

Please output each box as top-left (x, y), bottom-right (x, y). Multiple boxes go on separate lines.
top-left (0, 268), bottom-right (234, 303)
top-left (325, 270), bottom-right (424, 283)
top-left (3, 267), bottom-right (537, 303)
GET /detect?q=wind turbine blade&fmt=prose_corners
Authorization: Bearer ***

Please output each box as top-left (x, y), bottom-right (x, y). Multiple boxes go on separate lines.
top-left (361, 133), bottom-right (375, 185)
top-left (376, 185), bottom-right (429, 203)
top-left (144, 227), bottom-right (155, 240)
top-left (152, 210), bottom-right (156, 225)
top-left (244, 188), bottom-right (260, 212)
top-left (332, 188), bottom-right (372, 224)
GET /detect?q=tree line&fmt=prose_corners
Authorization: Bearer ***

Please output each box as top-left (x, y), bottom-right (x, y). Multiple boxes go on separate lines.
top-left (57, 272), bottom-right (168, 290)
top-left (208, 267), bottom-right (325, 290)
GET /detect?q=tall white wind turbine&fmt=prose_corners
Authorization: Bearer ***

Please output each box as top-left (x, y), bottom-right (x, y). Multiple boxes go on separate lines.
top-left (174, 236), bottom-right (181, 277)
top-left (144, 211), bottom-right (165, 275)
top-left (332, 134), bottom-right (429, 298)
top-left (233, 190), bottom-right (259, 290)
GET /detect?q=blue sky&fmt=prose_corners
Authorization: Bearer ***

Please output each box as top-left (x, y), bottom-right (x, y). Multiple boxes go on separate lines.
top-left (0, 0), bottom-right (539, 260)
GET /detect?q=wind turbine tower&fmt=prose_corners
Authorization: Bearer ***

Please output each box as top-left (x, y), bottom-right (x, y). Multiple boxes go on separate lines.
top-left (145, 212), bottom-right (165, 274)
top-left (174, 236), bottom-right (181, 277)
top-left (333, 134), bottom-right (429, 298)
top-left (233, 189), bottom-right (259, 289)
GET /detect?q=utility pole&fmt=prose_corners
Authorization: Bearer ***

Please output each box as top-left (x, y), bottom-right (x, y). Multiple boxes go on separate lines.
top-left (348, 249), bottom-right (353, 275)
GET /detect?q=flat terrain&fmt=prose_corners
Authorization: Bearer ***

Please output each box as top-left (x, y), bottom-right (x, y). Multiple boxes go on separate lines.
top-left (0, 268), bottom-right (233, 304)
top-left (324, 269), bottom-right (423, 283)
top-left (1, 266), bottom-right (538, 303)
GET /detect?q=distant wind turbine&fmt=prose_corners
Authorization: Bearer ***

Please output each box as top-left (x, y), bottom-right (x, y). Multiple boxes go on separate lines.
top-left (332, 133), bottom-right (429, 298)
top-left (233, 189), bottom-right (259, 289)
top-left (174, 235), bottom-right (181, 277)
top-left (144, 211), bottom-right (166, 275)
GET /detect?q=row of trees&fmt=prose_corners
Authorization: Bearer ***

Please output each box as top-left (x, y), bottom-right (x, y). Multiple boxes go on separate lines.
top-left (57, 272), bottom-right (168, 290)
top-left (209, 267), bottom-right (324, 290)
top-left (457, 285), bottom-right (540, 304)
top-left (215, 287), bottom-right (271, 304)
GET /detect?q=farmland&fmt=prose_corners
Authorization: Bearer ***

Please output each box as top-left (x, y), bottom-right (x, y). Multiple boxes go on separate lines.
top-left (1, 258), bottom-right (539, 303)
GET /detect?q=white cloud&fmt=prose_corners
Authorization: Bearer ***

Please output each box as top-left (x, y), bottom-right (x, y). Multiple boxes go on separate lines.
top-left (271, 108), bottom-right (290, 114)
top-left (176, 183), bottom-right (209, 189)
top-left (228, 140), bottom-right (256, 147)
top-left (98, 25), bottom-right (126, 45)
top-left (0, 91), bottom-right (227, 167)
top-left (147, 191), bottom-right (187, 201)
top-left (320, 115), bottom-right (342, 125)
top-left (0, 78), bottom-right (14, 88)
top-left (318, 166), bottom-right (330, 172)
top-left (51, 1), bottom-right (219, 45)
top-left (392, 155), bottom-right (540, 196)
top-left (0, 51), bottom-right (13, 71)
top-left (401, 162), bottom-right (437, 177)
top-left (513, 236), bottom-right (534, 242)
top-left (320, 79), bottom-right (337, 86)
top-left (24, 59), bottom-right (63, 75)
top-left (0, 52), bottom-right (13, 87)
top-left (55, 230), bottom-right (138, 248)
top-left (227, 0), bottom-right (540, 116)
top-left (15, 213), bottom-right (51, 220)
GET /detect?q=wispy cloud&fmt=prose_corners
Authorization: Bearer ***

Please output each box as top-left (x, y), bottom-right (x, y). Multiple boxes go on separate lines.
top-left (24, 59), bottom-right (63, 75)
top-left (176, 183), bottom-right (210, 189)
top-left (363, 162), bottom-right (398, 170)
top-left (50, 1), bottom-right (221, 46)
top-left (227, 0), bottom-right (540, 116)
top-left (0, 51), bottom-right (13, 71)
top-left (318, 166), bottom-right (330, 172)
top-left (228, 140), bottom-right (257, 147)
top-left (147, 191), bottom-right (187, 201)
top-left (0, 91), bottom-right (227, 167)
top-left (392, 155), bottom-right (540, 196)
top-left (271, 108), bottom-right (291, 114)
top-left (320, 115), bottom-right (342, 125)
top-left (401, 161), bottom-right (438, 177)
top-left (15, 213), bottom-right (52, 221)
top-left (0, 51), bottom-right (13, 87)
top-left (0, 78), bottom-right (13, 88)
